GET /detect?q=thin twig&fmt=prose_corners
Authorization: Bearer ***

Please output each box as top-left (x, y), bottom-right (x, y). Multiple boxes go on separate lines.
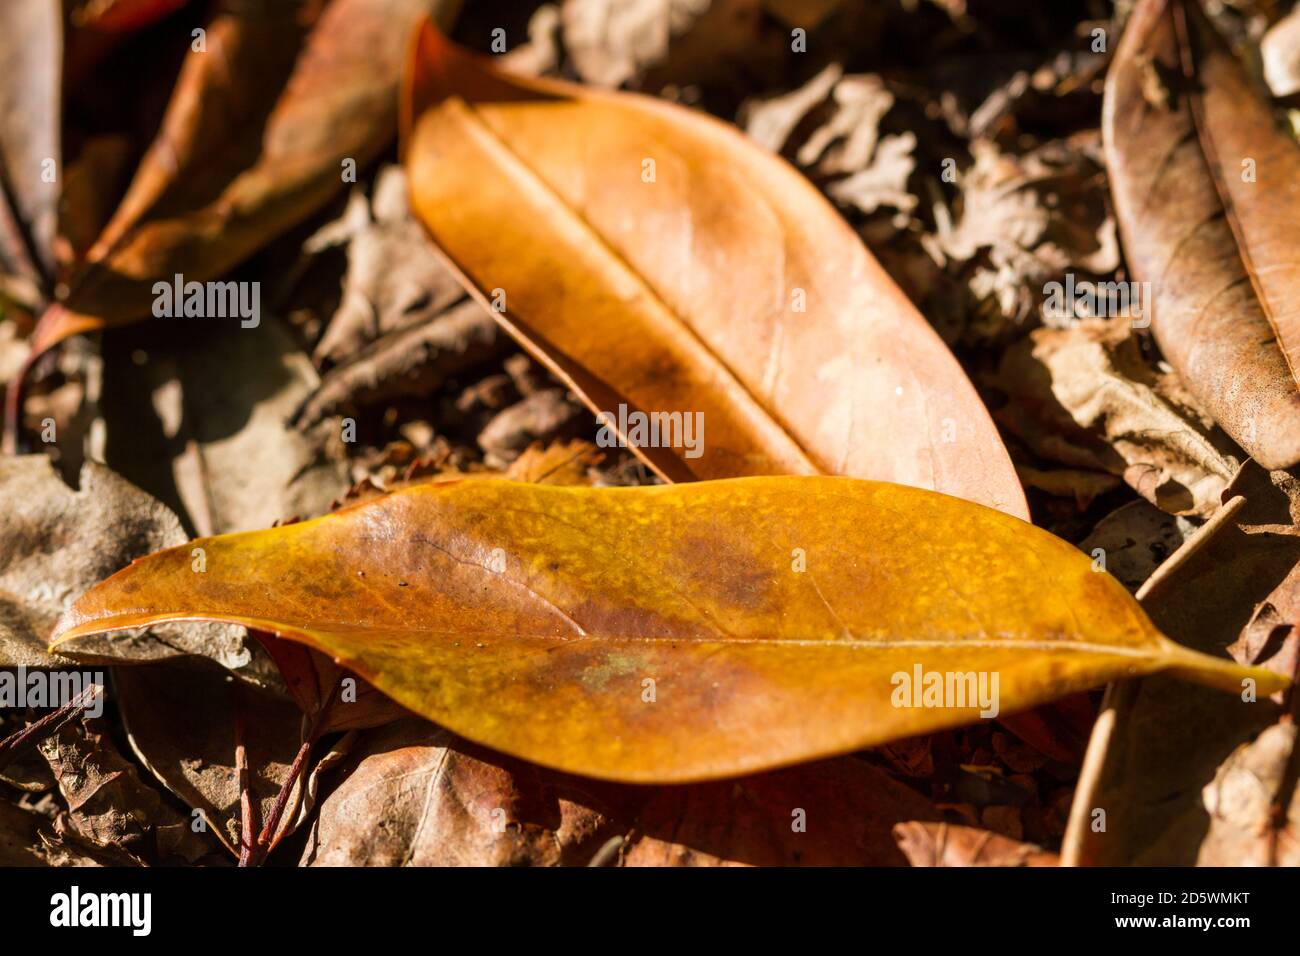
top-left (235, 685), bottom-right (261, 868)
top-left (255, 675), bottom-right (344, 854)
top-left (0, 682), bottom-right (98, 773)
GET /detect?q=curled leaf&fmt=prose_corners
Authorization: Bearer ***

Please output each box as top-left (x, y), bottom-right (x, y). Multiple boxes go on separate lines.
top-left (1104, 0), bottom-right (1300, 468)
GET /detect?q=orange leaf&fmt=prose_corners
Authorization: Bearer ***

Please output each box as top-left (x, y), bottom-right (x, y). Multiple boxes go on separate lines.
top-left (51, 476), bottom-right (1280, 783)
top-left (401, 24), bottom-right (1028, 518)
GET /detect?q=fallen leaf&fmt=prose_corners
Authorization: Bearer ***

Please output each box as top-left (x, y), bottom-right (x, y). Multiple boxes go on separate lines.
top-left (302, 717), bottom-right (937, 866)
top-left (305, 165), bottom-right (473, 368)
top-left (0, 454), bottom-right (252, 670)
top-left (301, 718), bottom-right (611, 866)
top-left (929, 137), bottom-right (1119, 335)
top-left (402, 25), bottom-right (1027, 517)
top-left (0, 0), bottom-right (61, 290)
top-left (101, 316), bottom-right (350, 537)
top-left (113, 659), bottom-right (336, 858)
top-left (38, 710), bottom-right (212, 865)
top-left (1103, 0), bottom-right (1300, 469)
top-left (293, 300), bottom-right (503, 429)
top-left (998, 317), bottom-right (1237, 516)
top-left (478, 388), bottom-right (586, 465)
top-left (1262, 5), bottom-right (1300, 99)
top-left (1063, 462), bottom-right (1300, 865)
top-left (560, 0), bottom-right (771, 90)
top-left (29, 0), bottom-right (455, 358)
top-left (825, 132), bottom-right (917, 216)
top-left (1080, 500), bottom-right (1196, 593)
top-left (893, 820), bottom-right (1058, 866)
top-left (51, 475), bottom-right (1282, 783)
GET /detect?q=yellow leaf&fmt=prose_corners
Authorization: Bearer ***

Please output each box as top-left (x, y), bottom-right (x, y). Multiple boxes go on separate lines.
top-left (51, 477), bottom-right (1282, 783)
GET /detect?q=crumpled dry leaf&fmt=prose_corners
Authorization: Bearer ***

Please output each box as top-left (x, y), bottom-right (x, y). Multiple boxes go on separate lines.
top-left (38, 711), bottom-right (213, 865)
top-left (997, 317), bottom-right (1237, 516)
top-left (929, 137), bottom-right (1118, 335)
top-left (305, 166), bottom-right (472, 368)
top-left (499, 4), bottom-right (563, 77)
top-left (1103, 0), bottom-right (1300, 470)
top-left (1198, 720), bottom-right (1300, 866)
top-left (301, 719), bottom-right (609, 866)
top-left (561, 0), bottom-right (769, 89)
top-left (478, 388), bottom-right (585, 466)
top-left (301, 717), bottom-right (938, 866)
top-left (0, 454), bottom-right (252, 670)
top-left (1064, 463), bottom-right (1300, 865)
top-left (744, 64), bottom-right (917, 215)
top-left (893, 820), bottom-right (1058, 867)
top-left (294, 300), bottom-right (504, 429)
top-left (53, 475), bottom-right (1285, 783)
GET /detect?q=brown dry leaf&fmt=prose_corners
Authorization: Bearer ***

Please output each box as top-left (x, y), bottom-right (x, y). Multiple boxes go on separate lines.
top-left (1080, 500), bottom-right (1196, 593)
top-left (893, 821), bottom-right (1058, 867)
top-left (478, 388), bottom-right (586, 466)
top-left (305, 165), bottom-right (472, 368)
top-left (502, 437), bottom-right (607, 485)
top-left (403, 26), bottom-right (1027, 518)
top-left (101, 317), bottom-right (350, 537)
top-left (826, 133), bottom-right (916, 217)
top-left (252, 630), bottom-right (410, 735)
top-left (0, 799), bottom-right (61, 867)
top-left (300, 719), bottom-right (611, 866)
top-left (0, 0), bottom-right (60, 293)
top-left (744, 65), bottom-right (917, 215)
top-left (998, 317), bottom-right (1237, 516)
top-left (1197, 720), bottom-right (1300, 866)
top-left (28, 0), bottom-right (456, 358)
top-left (294, 300), bottom-right (503, 429)
top-left (743, 62), bottom-right (845, 156)
top-left (620, 755), bottom-right (936, 865)
top-left (1103, 0), bottom-right (1300, 470)
top-left (38, 711), bottom-right (213, 865)
top-left (560, 0), bottom-right (770, 90)
top-left (302, 717), bottom-right (937, 866)
top-left (0, 454), bottom-right (252, 670)
top-left (113, 659), bottom-right (336, 859)
top-left (51, 475), bottom-right (1284, 784)
top-left (1262, 5), bottom-right (1300, 99)
top-left (1013, 465), bottom-right (1120, 511)
top-left (929, 137), bottom-right (1119, 335)
top-left (1064, 463), bottom-right (1300, 865)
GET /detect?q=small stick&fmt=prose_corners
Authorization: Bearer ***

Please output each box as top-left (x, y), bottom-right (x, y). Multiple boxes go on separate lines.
top-left (0, 683), bottom-right (98, 772)
top-left (235, 687), bottom-right (261, 868)
top-left (252, 675), bottom-right (344, 859)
